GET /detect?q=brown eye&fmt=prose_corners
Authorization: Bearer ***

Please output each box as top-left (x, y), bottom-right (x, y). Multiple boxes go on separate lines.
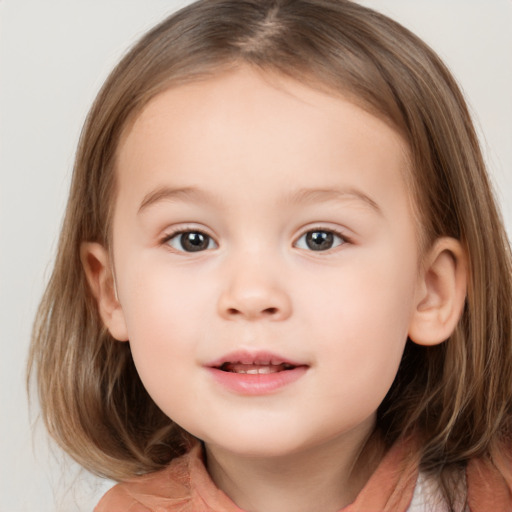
top-left (166, 231), bottom-right (217, 252)
top-left (295, 230), bottom-right (346, 251)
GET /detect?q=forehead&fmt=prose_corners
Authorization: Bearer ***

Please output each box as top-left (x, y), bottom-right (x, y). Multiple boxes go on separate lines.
top-left (114, 67), bottom-right (411, 218)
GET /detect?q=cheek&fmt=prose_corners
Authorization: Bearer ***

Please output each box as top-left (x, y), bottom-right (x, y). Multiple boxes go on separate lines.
top-left (121, 286), bottom-right (201, 424)
top-left (305, 248), bottom-right (416, 335)
top-left (121, 258), bottom-right (212, 331)
top-left (300, 248), bottom-right (417, 393)
top-left (118, 264), bottom-right (212, 384)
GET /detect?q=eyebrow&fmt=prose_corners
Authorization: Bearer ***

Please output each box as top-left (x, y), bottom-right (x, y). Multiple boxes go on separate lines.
top-left (138, 185), bottom-right (382, 215)
top-left (285, 187), bottom-right (382, 215)
top-left (138, 186), bottom-right (214, 213)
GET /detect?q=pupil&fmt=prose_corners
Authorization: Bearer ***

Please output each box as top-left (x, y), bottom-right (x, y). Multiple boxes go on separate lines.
top-left (306, 231), bottom-right (333, 251)
top-left (181, 232), bottom-right (208, 252)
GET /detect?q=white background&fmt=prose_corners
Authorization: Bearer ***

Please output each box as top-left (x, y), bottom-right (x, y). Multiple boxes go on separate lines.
top-left (1, 1), bottom-right (511, 511)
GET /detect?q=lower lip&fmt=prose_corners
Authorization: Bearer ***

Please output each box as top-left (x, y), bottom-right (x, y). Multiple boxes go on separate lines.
top-left (206, 366), bottom-right (308, 395)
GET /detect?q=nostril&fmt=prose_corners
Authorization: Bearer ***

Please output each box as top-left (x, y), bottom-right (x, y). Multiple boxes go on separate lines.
top-left (218, 288), bottom-right (292, 321)
top-left (226, 306), bottom-right (279, 317)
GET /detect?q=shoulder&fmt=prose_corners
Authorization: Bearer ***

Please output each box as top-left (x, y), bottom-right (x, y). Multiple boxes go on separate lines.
top-left (409, 450), bottom-right (512, 512)
top-left (94, 446), bottom-right (197, 512)
top-left (407, 471), bottom-right (468, 512)
top-left (466, 448), bottom-right (512, 511)
top-left (94, 483), bottom-right (151, 512)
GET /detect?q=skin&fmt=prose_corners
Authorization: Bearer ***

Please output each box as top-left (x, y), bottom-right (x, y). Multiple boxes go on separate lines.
top-left (83, 67), bottom-right (467, 512)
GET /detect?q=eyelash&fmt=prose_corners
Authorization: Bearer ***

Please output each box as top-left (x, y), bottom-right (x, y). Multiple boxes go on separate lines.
top-left (161, 228), bottom-right (217, 253)
top-left (295, 226), bottom-right (350, 252)
top-left (160, 226), bottom-right (351, 253)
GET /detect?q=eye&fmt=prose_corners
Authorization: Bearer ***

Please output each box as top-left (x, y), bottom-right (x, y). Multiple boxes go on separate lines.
top-left (294, 229), bottom-right (347, 252)
top-left (164, 230), bottom-right (217, 252)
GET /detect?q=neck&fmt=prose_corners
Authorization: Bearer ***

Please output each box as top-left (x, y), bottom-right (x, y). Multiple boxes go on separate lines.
top-left (204, 425), bottom-right (384, 512)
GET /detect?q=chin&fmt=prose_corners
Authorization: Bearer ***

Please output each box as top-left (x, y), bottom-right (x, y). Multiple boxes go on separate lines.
top-left (198, 426), bottom-right (329, 460)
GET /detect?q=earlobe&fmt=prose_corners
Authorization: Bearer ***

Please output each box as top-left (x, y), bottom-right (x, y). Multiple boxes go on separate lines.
top-left (80, 242), bottom-right (129, 342)
top-left (408, 237), bottom-right (467, 347)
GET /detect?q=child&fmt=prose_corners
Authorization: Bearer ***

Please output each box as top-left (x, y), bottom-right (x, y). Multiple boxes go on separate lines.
top-left (28, 0), bottom-right (512, 510)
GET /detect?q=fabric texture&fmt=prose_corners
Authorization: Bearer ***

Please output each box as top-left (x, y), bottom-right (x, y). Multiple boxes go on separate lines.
top-left (94, 438), bottom-right (512, 512)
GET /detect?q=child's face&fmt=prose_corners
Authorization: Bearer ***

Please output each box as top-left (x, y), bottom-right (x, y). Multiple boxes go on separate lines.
top-left (108, 68), bottom-right (422, 458)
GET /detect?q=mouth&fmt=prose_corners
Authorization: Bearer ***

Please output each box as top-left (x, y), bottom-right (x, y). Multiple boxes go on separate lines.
top-left (206, 351), bottom-right (308, 395)
top-left (217, 361), bottom-right (297, 374)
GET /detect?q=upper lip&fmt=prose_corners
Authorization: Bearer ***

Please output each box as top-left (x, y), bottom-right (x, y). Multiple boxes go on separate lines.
top-left (206, 350), bottom-right (307, 369)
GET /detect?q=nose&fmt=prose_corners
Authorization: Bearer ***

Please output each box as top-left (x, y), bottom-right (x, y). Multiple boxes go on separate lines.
top-left (217, 257), bottom-right (292, 321)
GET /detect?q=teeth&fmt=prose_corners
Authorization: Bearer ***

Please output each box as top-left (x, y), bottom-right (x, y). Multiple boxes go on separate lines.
top-left (220, 363), bottom-right (295, 374)
top-left (241, 367), bottom-right (274, 374)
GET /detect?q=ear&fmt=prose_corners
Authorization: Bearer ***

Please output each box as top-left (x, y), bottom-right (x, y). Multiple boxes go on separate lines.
top-left (408, 237), bottom-right (467, 346)
top-left (80, 242), bottom-right (129, 341)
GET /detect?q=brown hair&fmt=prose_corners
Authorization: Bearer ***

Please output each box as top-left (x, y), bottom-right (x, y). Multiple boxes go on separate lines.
top-left (28, 0), bottom-right (512, 506)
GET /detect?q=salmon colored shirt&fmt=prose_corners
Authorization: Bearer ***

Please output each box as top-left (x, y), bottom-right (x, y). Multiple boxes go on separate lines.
top-left (94, 438), bottom-right (512, 512)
